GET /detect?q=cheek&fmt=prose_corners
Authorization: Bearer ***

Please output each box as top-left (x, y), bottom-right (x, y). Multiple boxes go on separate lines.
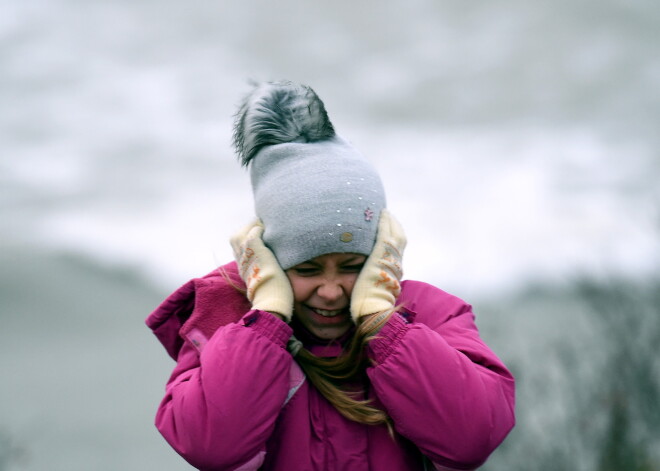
top-left (344, 274), bottom-right (359, 297)
top-left (287, 276), bottom-right (312, 302)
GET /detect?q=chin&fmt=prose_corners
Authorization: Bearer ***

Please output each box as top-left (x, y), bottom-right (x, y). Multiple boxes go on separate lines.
top-left (294, 304), bottom-right (354, 340)
top-left (310, 324), bottom-right (352, 340)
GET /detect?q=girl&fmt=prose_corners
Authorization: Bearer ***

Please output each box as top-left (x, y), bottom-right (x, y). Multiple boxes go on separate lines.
top-left (146, 81), bottom-right (515, 470)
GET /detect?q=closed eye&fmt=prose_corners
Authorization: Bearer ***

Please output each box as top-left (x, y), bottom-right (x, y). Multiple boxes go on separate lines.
top-left (341, 263), bottom-right (364, 273)
top-left (292, 267), bottom-right (321, 276)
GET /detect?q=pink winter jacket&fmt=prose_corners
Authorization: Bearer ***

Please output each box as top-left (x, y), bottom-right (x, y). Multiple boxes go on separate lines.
top-left (146, 262), bottom-right (515, 471)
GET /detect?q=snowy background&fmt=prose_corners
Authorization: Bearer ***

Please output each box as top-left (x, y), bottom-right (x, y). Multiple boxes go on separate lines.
top-left (1, 0), bottom-right (658, 470)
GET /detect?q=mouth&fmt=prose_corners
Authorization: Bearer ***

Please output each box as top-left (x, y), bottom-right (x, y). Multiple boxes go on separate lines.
top-left (313, 308), bottom-right (345, 318)
top-left (305, 305), bottom-right (351, 323)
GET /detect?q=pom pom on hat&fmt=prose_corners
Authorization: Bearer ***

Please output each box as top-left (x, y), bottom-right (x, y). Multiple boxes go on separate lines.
top-left (233, 81), bottom-right (336, 166)
top-left (233, 81), bottom-right (386, 270)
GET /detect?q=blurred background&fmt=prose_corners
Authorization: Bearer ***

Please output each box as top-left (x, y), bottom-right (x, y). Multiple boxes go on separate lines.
top-left (1, 0), bottom-right (659, 469)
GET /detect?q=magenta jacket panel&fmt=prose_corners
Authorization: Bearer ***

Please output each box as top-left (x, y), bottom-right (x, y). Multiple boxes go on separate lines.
top-left (146, 262), bottom-right (515, 471)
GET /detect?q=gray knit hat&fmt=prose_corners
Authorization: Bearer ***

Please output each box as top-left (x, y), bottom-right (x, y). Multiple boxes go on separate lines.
top-left (233, 81), bottom-right (386, 270)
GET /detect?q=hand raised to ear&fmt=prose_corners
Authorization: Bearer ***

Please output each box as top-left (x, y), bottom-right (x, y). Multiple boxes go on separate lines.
top-left (350, 210), bottom-right (406, 322)
top-left (231, 220), bottom-right (293, 322)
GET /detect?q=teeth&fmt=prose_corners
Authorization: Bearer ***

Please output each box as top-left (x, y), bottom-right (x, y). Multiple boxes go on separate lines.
top-left (314, 308), bottom-right (343, 317)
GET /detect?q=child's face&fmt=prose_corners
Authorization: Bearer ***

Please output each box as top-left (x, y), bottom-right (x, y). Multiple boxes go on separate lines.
top-left (286, 253), bottom-right (366, 340)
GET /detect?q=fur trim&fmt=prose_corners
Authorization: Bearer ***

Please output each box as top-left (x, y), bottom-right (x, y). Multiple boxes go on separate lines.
top-left (233, 81), bottom-right (335, 166)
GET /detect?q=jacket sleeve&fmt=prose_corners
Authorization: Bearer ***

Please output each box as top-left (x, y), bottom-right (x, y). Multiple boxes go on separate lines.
top-left (366, 282), bottom-right (515, 470)
top-left (155, 310), bottom-right (294, 470)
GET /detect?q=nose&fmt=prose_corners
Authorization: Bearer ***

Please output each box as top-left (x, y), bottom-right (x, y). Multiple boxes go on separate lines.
top-left (316, 279), bottom-right (344, 304)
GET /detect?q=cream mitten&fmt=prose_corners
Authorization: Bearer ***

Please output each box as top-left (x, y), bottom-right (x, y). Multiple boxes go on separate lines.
top-left (350, 210), bottom-right (406, 322)
top-left (230, 220), bottom-right (294, 321)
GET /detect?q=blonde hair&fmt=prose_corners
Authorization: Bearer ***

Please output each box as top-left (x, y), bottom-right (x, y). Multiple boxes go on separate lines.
top-left (294, 309), bottom-right (396, 432)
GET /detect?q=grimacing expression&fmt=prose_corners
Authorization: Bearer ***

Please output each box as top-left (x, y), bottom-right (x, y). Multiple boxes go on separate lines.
top-left (286, 253), bottom-right (366, 340)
